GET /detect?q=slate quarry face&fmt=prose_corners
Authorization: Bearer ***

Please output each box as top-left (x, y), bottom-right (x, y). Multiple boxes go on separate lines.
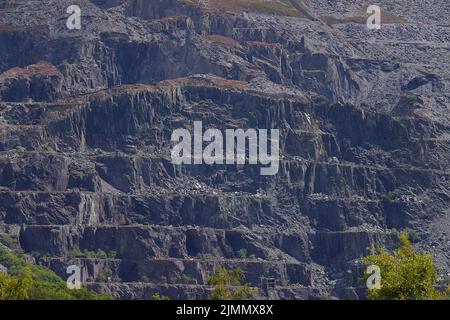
top-left (0, 0), bottom-right (449, 300)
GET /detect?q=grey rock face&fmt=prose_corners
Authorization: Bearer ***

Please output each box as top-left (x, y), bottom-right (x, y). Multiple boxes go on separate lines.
top-left (0, 264), bottom-right (7, 274)
top-left (0, 0), bottom-right (448, 299)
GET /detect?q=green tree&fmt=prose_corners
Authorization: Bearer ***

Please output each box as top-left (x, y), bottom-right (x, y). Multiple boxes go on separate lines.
top-left (151, 294), bottom-right (169, 300)
top-left (363, 231), bottom-right (447, 300)
top-left (207, 267), bottom-right (257, 300)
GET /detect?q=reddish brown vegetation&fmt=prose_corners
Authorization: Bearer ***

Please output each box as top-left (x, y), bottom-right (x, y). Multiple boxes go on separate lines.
top-left (58, 77), bottom-right (247, 107)
top-left (206, 35), bottom-right (240, 47)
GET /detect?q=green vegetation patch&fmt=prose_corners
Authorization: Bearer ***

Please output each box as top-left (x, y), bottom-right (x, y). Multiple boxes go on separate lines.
top-left (207, 266), bottom-right (258, 300)
top-left (363, 232), bottom-right (450, 300)
top-left (0, 247), bottom-right (112, 300)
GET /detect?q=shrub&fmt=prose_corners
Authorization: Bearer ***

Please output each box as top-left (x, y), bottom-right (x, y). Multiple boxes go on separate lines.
top-left (383, 190), bottom-right (400, 203)
top-left (95, 249), bottom-right (107, 259)
top-left (197, 254), bottom-right (207, 262)
top-left (0, 266), bottom-right (32, 300)
top-left (118, 214), bottom-right (127, 225)
top-left (408, 230), bottom-right (420, 243)
top-left (97, 268), bottom-right (113, 282)
top-left (31, 251), bottom-right (48, 260)
top-left (67, 246), bottom-right (82, 259)
top-left (407, 95), bottom-right (418, 104)
top-left (207, 267), bottom-right (257, 300)
top-left (84, 249), bottom-right (98, 259)
top-left (108, 251), bottom-right (118, 259)
top-left (236, 248), bottom-right (247, 259)
top-left (178, 274), bottom-right (195, 284)
top-left (70, 248), bottom-right (110, 259)
top-left (0, 235), bottom-right (16, 248)
top-left (0, 247), bottom-right (25, 272)
top-left (151, 294), bottom-right (169, 300)
top-left (0, 247), bottom-right (111, 300)
top-left (363, 231), bottom-right (448, 300)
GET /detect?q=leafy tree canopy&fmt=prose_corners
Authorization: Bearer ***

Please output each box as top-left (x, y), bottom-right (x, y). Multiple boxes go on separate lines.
top-left (207, 266), bottom-right (257, 300)
top-left (364, 231), bottom-right (449, 300)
